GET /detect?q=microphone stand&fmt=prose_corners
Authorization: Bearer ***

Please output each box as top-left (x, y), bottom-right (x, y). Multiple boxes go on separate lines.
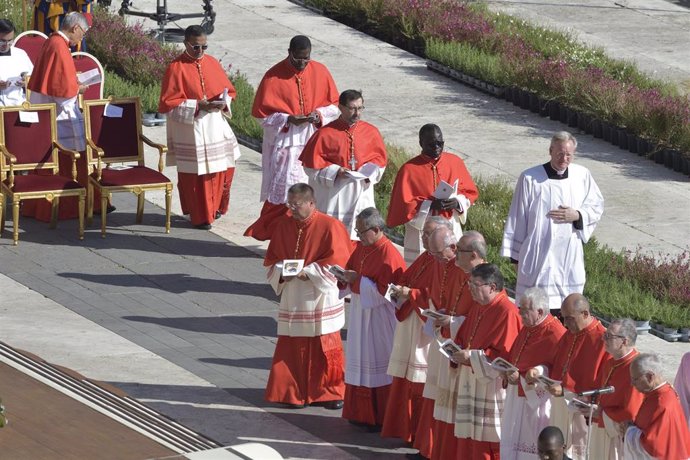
top-left (584, 393), bottom-right (598, 460)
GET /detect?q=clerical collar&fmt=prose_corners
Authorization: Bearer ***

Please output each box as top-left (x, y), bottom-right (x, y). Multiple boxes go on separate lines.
top-left (543, 162), bottom-right (568, 179)
top-left (56, 31), bottom-right (71, 46)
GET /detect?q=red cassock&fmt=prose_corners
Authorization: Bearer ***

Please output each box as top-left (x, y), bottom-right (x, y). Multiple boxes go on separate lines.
top-left (23, 33), bottom-right (89, 221)
top-left (381, 251), bottom-right (437, 442)
top-left (594, 350), bottom-right (644, 428)
top-left (342, 236), bottom-right (405, 426)
top-left (510, 315), bottom-right (566, 397)
top-left (634, 383), bottom-right (690, 460)
top-left (251, 58), bottom-right (339, 118)
top-left (28, 33), bottom-right (78, 97)
top-left (263, 211), bottom-right (352, 405)
top-left (299, 118), bottom-right (387, 170)
top-left (453, 291), bottom-right (522, 460)
top-left (159, 53), bottom-right (237, 226)
top-left (549, 320), bottom-right (607, 393)
top-left (244, 59), bottom-right (339, 241)
top-left (386, 152), bottom-right (479, 228)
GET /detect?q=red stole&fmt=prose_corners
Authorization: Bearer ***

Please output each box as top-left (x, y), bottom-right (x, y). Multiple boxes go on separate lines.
top-left (28, 33), bottom-right (78, 98)
top-left (346, 236), bottom-right (406, 296)
top-left (396, 251), bottom-right (436, 322)
top-left (386, 152), bottom-right (479, 227)
top-left (635, 383), bottom-right (690, 460)
top-left (455, 290), bottom-right (522, 361)
top-left (158, 53), bottom-right (237, 113)
top-left (252, 58), bottom-right (339, 117)
top-left (508, 315), bottom-right (566, 396)
top-left (299, 119), bottom-right (387, 170)
top-left (550, 320), bottom-right (607, 393)
top-left (594, 350), bottom-right (644, 426)
top-left (264, 211), bottom-right (352, 268)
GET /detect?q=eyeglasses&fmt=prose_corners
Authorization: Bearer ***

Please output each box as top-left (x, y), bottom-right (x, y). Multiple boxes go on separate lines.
top-left (603, 332), bottom-right (626, 341)
top-left (469, 281), bottom-right (490, 288)
top-left (456, 248), bottom-right (474, 253)
top-left (285, 201), bottom-right (305, 210)
top-left (188, 44), bottom-right (208, 51)
top-left (78, 25), bottom-right (88, 36)
top-left (0, 38), bottom-right (14, 45)
top-left (355, 227), bottom-right (375, 236)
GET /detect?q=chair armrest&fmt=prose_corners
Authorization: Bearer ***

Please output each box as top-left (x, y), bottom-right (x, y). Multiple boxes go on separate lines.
top-left (85, 138), bottom-right (105, 180)
top-left (0, 144), bottom-right (17, 164)
top-left (53, 141), bottom-right (81, 181)
top-left (0, 144), bottom-right (17, 187)
top-left (140, 134), bottom-right (168, 173)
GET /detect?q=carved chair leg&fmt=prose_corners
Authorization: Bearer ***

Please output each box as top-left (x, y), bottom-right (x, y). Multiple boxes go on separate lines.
top-left (136, 191), bottom-right (144, 224)
top-left (87, 183), bottom-right (94, 226)
top-left (165, 185), bottom-right (172, 234)
top-left (101, 192), bottom-right (108, 238)
top-left (49, 197), bottom-right (59, 229)
top-left (12, 198), bottom-right (19, 245)
top-left (0, 193), bottom-right (5, 235)
top-left (78, 193), bottom-right (85, 240)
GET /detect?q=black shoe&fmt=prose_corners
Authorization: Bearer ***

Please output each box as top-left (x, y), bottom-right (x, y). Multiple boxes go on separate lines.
top-left (284, 402), bottom-right (306, 409)
top-left (215, 211), bottom-right (222, 219)
top-left (194, 223), bottom-right (212, 230)
top-left (314, 400), bottom-right (343, 410)
top-left (93, 204), bottom-right (116, 215)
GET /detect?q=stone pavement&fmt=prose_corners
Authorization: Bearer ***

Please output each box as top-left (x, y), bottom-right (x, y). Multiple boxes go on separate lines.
top-left (1, 0), bottom-right (690, 458)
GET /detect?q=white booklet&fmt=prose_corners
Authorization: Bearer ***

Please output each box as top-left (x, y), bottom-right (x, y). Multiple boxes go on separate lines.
top-left (420, 308), bottom-right (449, 321)
top-left (281, 259), bottom-right (305, 277)
top-left (77, 68), bottom-right (102, 87)
top-left (536, 375), bottom-right (561, 388)
top-left (433, 179), bottom-right (458, 200)
top-left (486, 357), bottom-right (519, 373)
top-left (439, 338), bottom-right (462, 359)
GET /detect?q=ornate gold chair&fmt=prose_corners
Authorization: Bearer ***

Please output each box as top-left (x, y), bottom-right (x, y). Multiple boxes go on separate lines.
top-left (0, 103), bottom-right (86, 245)
top-left (83, 97), bottom-right (172, 237)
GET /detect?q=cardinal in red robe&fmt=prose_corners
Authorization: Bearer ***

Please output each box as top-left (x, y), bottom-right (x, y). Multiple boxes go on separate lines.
top-left (263, 183), bottom-right (352, 408)
top-left (387, 124), bottom-right (478, 263)
top-left (159, 26), bottom-right (240, 229)
top-left (299, 90), bottom-right (387, 240)
top-left (245, 35), bottom-right (339, 241)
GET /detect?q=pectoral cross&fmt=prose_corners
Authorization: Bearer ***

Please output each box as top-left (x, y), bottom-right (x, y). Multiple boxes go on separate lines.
top-left (347, 129), bottom-right (357, 171)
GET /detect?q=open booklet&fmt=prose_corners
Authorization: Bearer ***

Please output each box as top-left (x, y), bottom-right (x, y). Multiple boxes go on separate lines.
top-left (484, 356), bottom-right (519, 373)
top-left (433, 179), bottom-right (458, 200)
top-left (345, 162), bottom-right (379, 181)
top-left (281, 259), bottom-right (305, 277)
top-left (439, 338), bottom-right (462, 359)
top-left (77, 68), bottom-right (102, 87)
top-left (420, 308), bottom-right (449, 321)
top-left (535, 375), bottom-right (561, 388)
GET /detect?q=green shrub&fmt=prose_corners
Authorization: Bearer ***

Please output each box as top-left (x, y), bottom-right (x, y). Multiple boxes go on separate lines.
top-left (103, 71), bottom-right (161, 113)
top-left (228, 72), bottom-right (263, 139)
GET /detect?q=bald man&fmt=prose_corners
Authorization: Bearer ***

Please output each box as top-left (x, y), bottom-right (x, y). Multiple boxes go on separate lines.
top-left (538, 426), bottom-right (572, 460)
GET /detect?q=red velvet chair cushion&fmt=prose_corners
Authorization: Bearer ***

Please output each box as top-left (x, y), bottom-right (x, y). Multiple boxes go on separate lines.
top-left (93, 166), bottom-right (170, 187)
top-left (5, 174), bottom-right (82, 193)
top-left (87, 103), bottom-right (140, 160)
top-left (73, 55), bottom-right (101, 101)
top-left (3, 109), bottom-right (54, 165)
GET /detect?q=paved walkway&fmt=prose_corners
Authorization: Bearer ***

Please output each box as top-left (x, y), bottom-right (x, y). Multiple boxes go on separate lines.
top-left (1, 0), bottom-right (689, 458)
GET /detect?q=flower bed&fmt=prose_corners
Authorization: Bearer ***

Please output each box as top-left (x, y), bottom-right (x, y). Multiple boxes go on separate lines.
top-left (299, 0), bottom-right (690, 170)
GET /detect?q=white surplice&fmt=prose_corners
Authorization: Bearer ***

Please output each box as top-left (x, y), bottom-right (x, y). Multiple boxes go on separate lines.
top-left (549, 392), bottom-right (589, 460)
top-left (30, 92), bottom-right (85, 151)
top-left (0, 47), bottom-right (33, 107)
top-left (386, 311), bottom-right (431, 383)
top-left (343, 276), bottom-right (396, 388)
top-left (258, 105), bottom-right (339, 205)
top-left (623, 425), bottom-right (656, 460)
top-left (501, 163), bottom-right (604, 310)
top-left (267, 262), bottom-right (344, 337)
top-left (165, 94), bottom-right (240, 175)
top-left (590, 412), bottom-right (623, 460)
top-left (305, 162), bottom-right (385, 239)
top-left (500, 379), bottom-right (553, 460)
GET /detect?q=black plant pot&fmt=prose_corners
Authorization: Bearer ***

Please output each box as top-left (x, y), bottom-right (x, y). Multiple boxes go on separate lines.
top-left (505, 86), bottom-right (514, 102)
top-left (513, 88), bottom-right (523, 106)
top-left (664, 149), bottom-right (676, 168)
top-left (577, 113), bottom-right (591, 133)
top-left (637, 138), bottom-right (652, 156)
top-left (539, 99), bottom-right (550, 117)
top-left (618, 129), bottom-right (629, 150)
top-left (628, 133), bottom-right (640, 154)
top-left (654, 149), bottom-right (665, 164)
top-left (673, 152), bottom-right (684, 172)
top-left (591, 119), bottom-right (603, 138)
top-left (519, 90), bottom-right (531, 110)
top-left (682, 157), bottom-right (690, 175)
top-left (549, 101), bottom-right (561, 121)
top-left (602, 122), bottom-right (613, 142)
top-left (559, 105), bottom-right (568, 124)
top-left (610, 126), bottom-right (619, 145)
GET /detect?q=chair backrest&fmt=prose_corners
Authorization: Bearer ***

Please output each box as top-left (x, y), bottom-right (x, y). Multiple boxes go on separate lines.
top-left (13, 30), bottom-right (49, 66)
top-left (72, 52), bottom-right (105, 101)
top-left (83, 97), bottom-right (143, 165)
top-left (0, 104), bottom-right (58, 173)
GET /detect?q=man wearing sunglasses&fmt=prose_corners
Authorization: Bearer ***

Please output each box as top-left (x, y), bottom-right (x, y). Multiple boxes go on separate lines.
top-left (159, 25), bottom-right (241, 230)
top-left (245, 35), bottom-right (339, 241)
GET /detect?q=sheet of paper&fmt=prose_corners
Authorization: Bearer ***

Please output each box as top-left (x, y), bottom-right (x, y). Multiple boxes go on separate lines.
top-left (384, 284), bottom-right (398, 303)
top-left (104, 104), bottom-right (124, 118)
top-left (107, 164), bottom-right (133, 170)
top-left (536, 375), bottom-right (561, 388)
top-left (489, 357), bottom-right (519, 373)
top-left (433, 179), bottom-right (458, 200)
top-left (77, 68), bottom-right (102, 86)
top-left (281, 259), bottom-right (305, 277)
top-left (420, 308), bottom-right (449, 321)
top-left (6, 76), bottom-right (24, 86)
top-left (344, 169), bottom-right (367, 180)
top-left (18, 111), bottom-right (39, 123)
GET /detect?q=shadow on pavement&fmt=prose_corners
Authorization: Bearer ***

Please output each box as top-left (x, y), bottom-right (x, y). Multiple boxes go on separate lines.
top-left (122, 315), bottom-right (278, 338)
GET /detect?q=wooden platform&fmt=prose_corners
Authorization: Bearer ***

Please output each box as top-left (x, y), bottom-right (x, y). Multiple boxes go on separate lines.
top-left (0, 360), bottom-right (176, 459)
